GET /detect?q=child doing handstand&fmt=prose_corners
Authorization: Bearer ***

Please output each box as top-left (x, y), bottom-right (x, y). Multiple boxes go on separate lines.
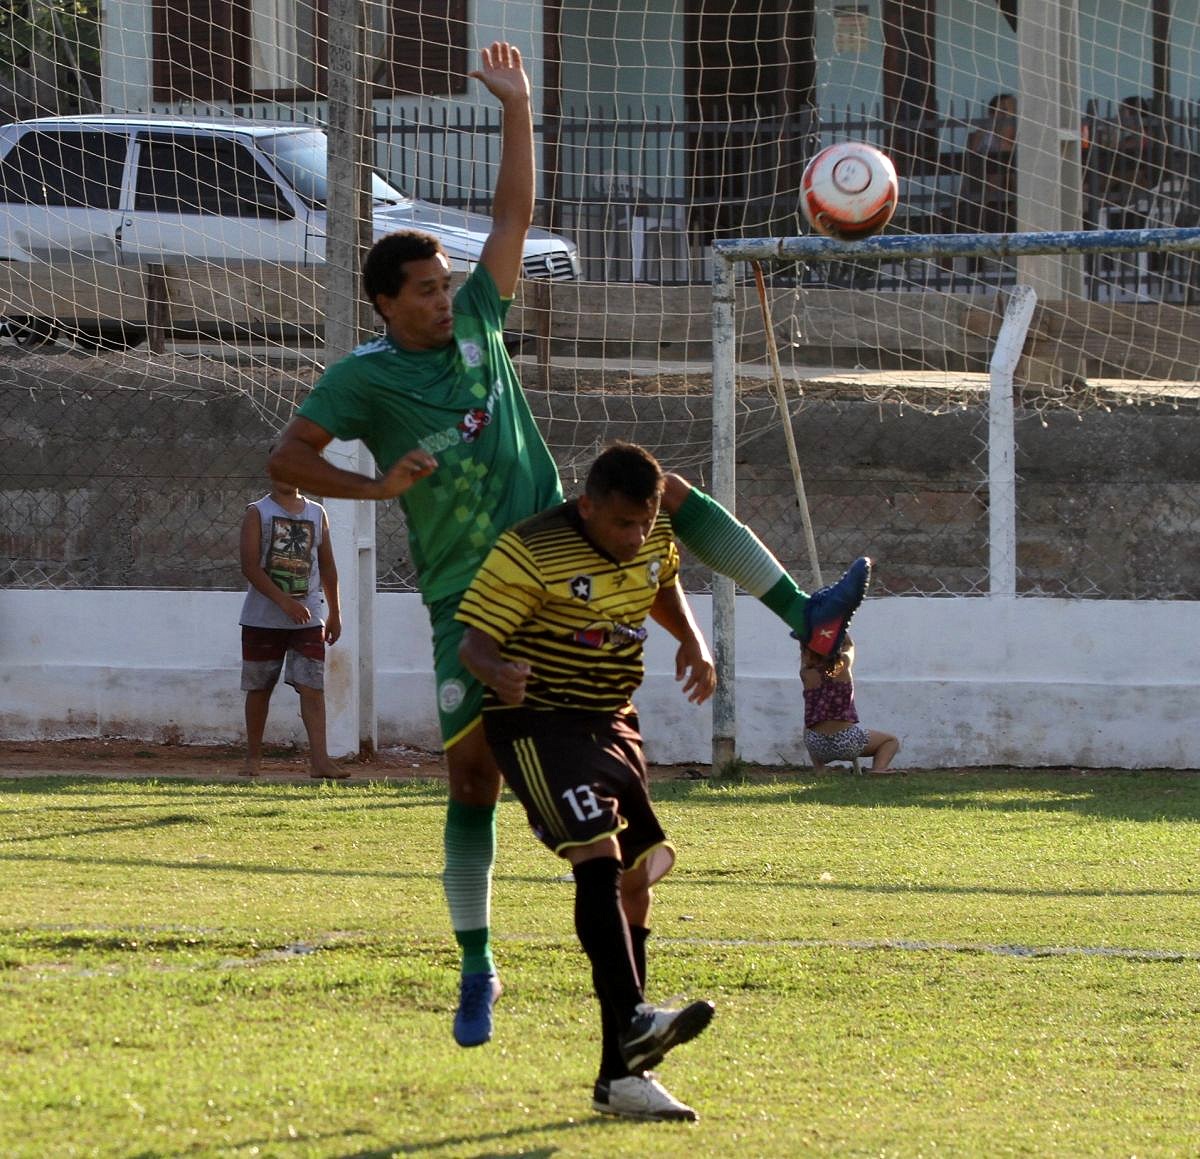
top-left (800, 635), bottom-right (899, 774)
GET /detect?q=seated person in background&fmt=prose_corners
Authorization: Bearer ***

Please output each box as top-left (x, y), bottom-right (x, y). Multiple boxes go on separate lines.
top-left (956, 92), bottom-right (1018, 235)
top-left (1086, 95), bottom-right (1165, 227)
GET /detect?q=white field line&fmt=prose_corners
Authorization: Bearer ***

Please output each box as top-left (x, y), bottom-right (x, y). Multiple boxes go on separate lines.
top-left (15, 928), bottom-right (1200, 978)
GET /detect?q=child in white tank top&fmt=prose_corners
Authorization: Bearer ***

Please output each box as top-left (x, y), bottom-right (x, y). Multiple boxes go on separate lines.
top-left (238, 480), bottom-right (345, 778)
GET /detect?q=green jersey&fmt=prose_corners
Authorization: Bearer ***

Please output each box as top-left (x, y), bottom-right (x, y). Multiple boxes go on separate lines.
top-left (298, 265), bottom-right (563, 603)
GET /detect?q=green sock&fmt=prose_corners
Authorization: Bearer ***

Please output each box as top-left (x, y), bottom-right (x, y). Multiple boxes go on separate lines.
top-left (670, 486), bottom-right (812, 637)
top-left (443, 799), bottom-right (496, 976)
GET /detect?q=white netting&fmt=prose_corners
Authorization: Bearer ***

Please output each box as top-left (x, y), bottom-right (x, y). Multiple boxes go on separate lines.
top-left (2, 2), bottom-right (1200, 597)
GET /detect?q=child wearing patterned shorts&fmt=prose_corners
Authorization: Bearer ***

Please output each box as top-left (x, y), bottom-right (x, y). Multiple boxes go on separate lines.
top-left (800, 635), bottom-right (900, 774)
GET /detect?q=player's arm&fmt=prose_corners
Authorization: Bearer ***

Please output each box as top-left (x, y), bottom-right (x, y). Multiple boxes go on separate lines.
top-left (239, 505), bottom-right (310, 624)
top-left (317, 509), bottom-right (341, 644)
top-left (459, 626), bottom-right (531, 706)
top-left (471, 41), bottom-right (534, 298)
top-left (649, 581), bottom-right (716, 705)
top-left (269, 415), bottom-right (437, 501)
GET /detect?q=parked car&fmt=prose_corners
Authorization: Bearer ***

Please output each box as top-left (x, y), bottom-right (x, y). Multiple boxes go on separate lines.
top-left (0, 114), bottom-right (580, 349)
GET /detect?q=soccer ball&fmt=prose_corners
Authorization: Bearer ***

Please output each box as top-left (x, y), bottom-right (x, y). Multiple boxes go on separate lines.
top-left (800, 142), bottom-right (899, 240)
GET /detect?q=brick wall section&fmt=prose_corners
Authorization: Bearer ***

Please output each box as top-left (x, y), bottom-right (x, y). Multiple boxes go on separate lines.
top-left (2, 353), bottom-right (1198, 599)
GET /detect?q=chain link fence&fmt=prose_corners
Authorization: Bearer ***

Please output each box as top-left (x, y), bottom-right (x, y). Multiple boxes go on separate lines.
top-left (3, 350), bottom-right (1198, 600)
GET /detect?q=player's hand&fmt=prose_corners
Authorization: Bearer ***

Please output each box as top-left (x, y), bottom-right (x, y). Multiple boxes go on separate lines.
top-left (377, 449), bottom-right (438, 498)
top-left (469, 41), bottom-right (531, 105)
top-left (491, 660), bottom-right (531, 706)
top-left (284, 598), bottom-right (312, 625)
top-left (324, 611), bottom-right (342, 645)
top-left (675, 639), bottom-right (716, 704)
top-left (676, 638), bottom-right (710, 705)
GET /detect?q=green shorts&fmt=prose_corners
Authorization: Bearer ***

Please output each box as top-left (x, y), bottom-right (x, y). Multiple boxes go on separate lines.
top-left (429, 592), bottom-right (485, 749)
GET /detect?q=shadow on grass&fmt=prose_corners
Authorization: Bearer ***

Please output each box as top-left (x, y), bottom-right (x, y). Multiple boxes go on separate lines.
top-left (0, 777), bottom-right (448, 800)
top-left (0, 778), bottom-right (449, 830)
top-left (145, 1117), bottom-right (604, 1159)
top-left (655, 768), bottom-right (1200, 822)
top-left (0, 849), bottom-right (442, 880)
top-left (339, 1115), bottom-right (613, 1157)
top-left (0, 811), bottom-right (207, 844)
top-left (668, 871), bottom-right (1199, 899)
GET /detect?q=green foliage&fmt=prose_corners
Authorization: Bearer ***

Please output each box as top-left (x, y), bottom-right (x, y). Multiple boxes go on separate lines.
top-left (0, 0), bottom-right (101, 114)
top-left (2, 769), bottom-right (1200, 1155)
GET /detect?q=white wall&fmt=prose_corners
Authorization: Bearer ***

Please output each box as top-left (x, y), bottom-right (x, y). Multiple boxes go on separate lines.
top-left (3, 590), bottom-right (1197, 770)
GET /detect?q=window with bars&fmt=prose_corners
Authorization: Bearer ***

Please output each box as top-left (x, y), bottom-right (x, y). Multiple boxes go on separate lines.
top-left (152, 0), bottom-right (468, 102)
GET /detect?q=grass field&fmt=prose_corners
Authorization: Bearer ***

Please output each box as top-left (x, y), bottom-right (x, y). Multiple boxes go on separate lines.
top-left (2, 767), bottom-right (1199, 1158)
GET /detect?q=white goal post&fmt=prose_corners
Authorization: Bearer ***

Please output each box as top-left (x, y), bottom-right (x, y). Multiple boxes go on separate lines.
top-left (708, 225), bottom-right (1200, 770)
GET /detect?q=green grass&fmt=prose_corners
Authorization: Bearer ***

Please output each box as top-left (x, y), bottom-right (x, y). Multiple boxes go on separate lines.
top-left (2, 769), bottom-right (1200, 1157)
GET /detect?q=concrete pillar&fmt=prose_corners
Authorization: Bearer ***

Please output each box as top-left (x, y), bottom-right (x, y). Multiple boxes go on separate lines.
top-left (1015, 0), bottom-right (1084, 300)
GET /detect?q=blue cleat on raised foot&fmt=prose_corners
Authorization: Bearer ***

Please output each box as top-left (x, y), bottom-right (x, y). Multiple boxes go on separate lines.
top-left (795, 557), bottom-right (871, 657)
top-left (453, 971), bottom-right (502, 1047)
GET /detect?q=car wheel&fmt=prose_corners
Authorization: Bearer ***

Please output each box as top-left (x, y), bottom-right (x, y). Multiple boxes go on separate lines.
top-left (6, 316), bottom-right (60, 348)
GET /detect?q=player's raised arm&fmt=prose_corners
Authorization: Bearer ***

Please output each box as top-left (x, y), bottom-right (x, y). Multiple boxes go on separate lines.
top-left (472, 41), bottom-right (535, 298)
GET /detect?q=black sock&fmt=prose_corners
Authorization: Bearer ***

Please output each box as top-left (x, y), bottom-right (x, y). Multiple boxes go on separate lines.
top-left (596, 981), bottom-right (629, 1084)
top-left (574, 857), bottom-right (643, 1083)
top-left (595, 923), bottom-right (654, 1086)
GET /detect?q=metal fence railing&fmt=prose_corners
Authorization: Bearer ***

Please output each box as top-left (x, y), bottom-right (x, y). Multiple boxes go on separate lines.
top-left (151, 94), bottom-right (1200, 291)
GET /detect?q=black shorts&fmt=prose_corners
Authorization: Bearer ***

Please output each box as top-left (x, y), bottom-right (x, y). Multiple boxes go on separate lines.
top-left (484, 707), bottom-right (675, 884)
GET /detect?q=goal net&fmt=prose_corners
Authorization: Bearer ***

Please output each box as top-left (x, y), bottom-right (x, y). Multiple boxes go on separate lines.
top-left (4, 0), bottom-right (1200, 606)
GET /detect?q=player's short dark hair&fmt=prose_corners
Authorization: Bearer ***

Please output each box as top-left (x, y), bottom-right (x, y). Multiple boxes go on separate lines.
top-left (361, 230), bottom-right (446, 302)
top-left (585, 442), bottom-right (665, 505)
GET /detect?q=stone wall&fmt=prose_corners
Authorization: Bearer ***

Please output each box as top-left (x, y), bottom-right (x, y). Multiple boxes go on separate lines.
top-left (2, 350), bottom-right (1198, 599)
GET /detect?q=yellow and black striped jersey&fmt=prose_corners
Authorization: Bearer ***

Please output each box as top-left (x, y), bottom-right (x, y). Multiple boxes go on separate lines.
top-left (456, 500), bottom-right (679, 712)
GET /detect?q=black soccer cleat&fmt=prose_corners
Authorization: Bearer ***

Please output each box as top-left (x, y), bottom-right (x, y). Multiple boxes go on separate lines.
top-left (620, 999), bottom-right (716, 1073)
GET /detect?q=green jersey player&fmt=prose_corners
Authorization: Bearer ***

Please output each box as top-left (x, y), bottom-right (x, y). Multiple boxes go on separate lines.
top-left (271, 40), bottom-right (870, 1052)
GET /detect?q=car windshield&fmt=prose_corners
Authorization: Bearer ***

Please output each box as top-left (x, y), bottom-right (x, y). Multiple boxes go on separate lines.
top-left (257, 129), bottom-right (407, 210)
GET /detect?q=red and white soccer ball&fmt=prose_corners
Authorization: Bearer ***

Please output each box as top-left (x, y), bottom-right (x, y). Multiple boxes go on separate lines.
top-left (800, 142), bottom-right (899, 240)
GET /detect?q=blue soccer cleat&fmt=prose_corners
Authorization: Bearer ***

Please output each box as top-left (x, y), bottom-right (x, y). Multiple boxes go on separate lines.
top-left (453, 971), bottom-right (502, 1047)
top-left (795, 557), bottom-right (872, 657)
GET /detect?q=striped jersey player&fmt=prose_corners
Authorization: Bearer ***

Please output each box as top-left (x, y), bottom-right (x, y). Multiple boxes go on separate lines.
top-left (457, 441), bottom-right (717, 1123)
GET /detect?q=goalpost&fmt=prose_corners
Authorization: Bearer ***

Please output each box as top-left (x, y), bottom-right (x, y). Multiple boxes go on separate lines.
top-left (708, 225), bottom-right (1200, 769)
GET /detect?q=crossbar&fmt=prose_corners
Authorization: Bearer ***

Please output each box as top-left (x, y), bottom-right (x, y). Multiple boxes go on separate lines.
top-left (713, 226), bottom-right (1200, 263)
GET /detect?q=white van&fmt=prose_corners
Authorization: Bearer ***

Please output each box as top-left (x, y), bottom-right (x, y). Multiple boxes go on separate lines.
top-left (0, 114), bottom-right (579, 348)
